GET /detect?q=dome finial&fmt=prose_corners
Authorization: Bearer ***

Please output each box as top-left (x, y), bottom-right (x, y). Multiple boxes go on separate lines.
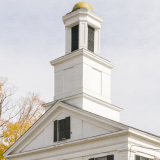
top-left (72, 2), bottom-right (94, 11)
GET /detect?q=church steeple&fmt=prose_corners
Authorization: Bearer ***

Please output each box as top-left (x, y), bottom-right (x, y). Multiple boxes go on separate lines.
top-left (50, 2), bottom-right (122, 122)
top-left (63, 2), bottom-right (103, 55)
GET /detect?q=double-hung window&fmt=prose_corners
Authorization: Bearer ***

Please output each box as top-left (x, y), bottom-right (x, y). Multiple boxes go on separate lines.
top-left (54, 117), bottom-right (70, 142)
top-left (136, 155), bottom-right (154, 160)
top-left (89, 155), bottom-right (114, 160)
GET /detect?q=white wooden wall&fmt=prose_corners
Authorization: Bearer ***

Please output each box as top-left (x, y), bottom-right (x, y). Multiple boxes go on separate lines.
top-left (22, 113), bottom-right (111, 152)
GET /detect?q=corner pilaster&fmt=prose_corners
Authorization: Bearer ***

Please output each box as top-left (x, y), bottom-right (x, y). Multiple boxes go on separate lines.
top-left (65, 27), bottom-right (71, 54)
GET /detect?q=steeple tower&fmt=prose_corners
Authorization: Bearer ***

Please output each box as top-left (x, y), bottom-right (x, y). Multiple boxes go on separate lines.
top-left (50, 2), bottom-right (122, 122)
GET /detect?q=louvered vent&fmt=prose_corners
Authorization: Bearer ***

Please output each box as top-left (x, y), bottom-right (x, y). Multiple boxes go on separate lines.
top-left (71, 25), bottom-right (79, 52)
top-left (88, 25), bottom-right (94, 52)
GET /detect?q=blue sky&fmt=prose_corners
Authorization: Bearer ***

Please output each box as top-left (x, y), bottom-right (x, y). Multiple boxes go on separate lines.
top-left (1, 0), bottom-right (160, 135)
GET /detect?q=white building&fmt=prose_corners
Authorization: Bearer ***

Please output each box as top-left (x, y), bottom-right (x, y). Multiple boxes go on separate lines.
top-left (4, 2), bottom-right (160, 160)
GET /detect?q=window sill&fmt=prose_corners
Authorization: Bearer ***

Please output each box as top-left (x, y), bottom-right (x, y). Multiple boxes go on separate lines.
top-left (55, 139), bottom-right (69, 144)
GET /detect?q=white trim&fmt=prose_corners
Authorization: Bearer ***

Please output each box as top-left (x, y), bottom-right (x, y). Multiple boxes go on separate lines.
top-left (129, 128), bottom-right (160, 144)
top-left (59, 93), bottom-right (123, 112)
top-left (50, 48), bottom-right (115, 69)
top-left (42, 100), bottom-right (56, 108)
top-left (63, 9), bottom-right (103, 27)
top-left (3, 101), bottom-right (126, 157)
top-left (4, 101), bottom-right (160, 157)
top-left (5, 129), bottom-right (128, 158)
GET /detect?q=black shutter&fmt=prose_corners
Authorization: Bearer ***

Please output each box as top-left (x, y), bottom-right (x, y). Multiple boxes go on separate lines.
top-left (72, 25), bottom-right (79, 52)
top-left (66, 117), bottom-right (70, 139)
top-left (58, 120), bottom-right (61, 141)
top-left (136, 155), bottom-right (140, 160)
top-left (89, 159), bottom-right (94, 160)
top-left (54, 120), bottom-right (57, 142)
top-left (88, 25), bottom-right (94, 52)
top-left (107, 155), bottom-right (114, 160)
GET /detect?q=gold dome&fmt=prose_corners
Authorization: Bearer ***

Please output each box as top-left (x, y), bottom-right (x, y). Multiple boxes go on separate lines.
top-left (72, 2), bottom-right (94, 11)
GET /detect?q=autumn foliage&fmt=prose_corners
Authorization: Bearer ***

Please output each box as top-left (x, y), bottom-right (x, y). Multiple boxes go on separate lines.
top-left (0, 78), bottom-right (45, 159)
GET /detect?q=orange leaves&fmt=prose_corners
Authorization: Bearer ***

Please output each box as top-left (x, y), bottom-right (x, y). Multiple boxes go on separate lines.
top-left (0, 141), bottom-right (8, 160)
top-left (0, 90), bottom-right (45, 159)
top-left (0, 119), bottom-right (34, 159)
top-left (2, 120), bottom-right (33, 146)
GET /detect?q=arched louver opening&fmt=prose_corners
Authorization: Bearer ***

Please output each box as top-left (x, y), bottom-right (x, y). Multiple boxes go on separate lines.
top-left (88, 25), bottom-right (94, 52)
top-left (71, 25), bottom-right (79, 52)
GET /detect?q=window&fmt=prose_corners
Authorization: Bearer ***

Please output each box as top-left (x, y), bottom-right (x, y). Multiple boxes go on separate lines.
top-left (88, 25), bottom-right (94, 52)
top-left (54, 117), bottom-right (70, 142)
top-left (89, 155), bottom-right (114, 160)
top-left (135, 155), bottom-right (154, 160)
top-left (71, 25), bottom-right (79, 52)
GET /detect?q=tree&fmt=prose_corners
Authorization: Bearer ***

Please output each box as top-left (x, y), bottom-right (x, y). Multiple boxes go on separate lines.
top-left (17, 92), bottom-right (45, 123)
top-left (0, 78), bottom-right (45, 159)
top-left (0, 92), bottom-right (45, 159)
top-left (0, 77), bottom-right (17, 123)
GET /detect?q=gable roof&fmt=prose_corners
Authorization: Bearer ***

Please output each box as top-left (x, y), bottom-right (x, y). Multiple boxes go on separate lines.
top-left (3, 101), bottom-right (125, 157)
top-left (3, 100), bottom-right (160, 157)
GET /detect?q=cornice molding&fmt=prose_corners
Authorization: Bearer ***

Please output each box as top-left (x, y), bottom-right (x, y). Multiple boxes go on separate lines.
top-left (5, 130), bottom-right (128, 159)
top-left (50, 48), bottom-right (115, 69)
top-left (128, 128), bottom-right (160, 144)
top-left (63, 8), bottom-right (103, 26)
top-left (59, 93), bottom-right (123, 112)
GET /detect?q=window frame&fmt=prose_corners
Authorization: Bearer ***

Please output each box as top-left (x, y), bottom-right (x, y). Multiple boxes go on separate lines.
top-left (135, 155), bottom-right (154, 160)
top-left (88, 25), bottom-right (95, 52)
top-left (89, 154), bottom-right (114, 160)
top-left (71, 24), bottom-right (79, 52)
top-left (54, 116), bottom-right (70, 142)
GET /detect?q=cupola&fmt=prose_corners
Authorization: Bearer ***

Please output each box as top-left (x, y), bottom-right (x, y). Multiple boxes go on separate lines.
top-left (63, 2), bottom-right (103, 55)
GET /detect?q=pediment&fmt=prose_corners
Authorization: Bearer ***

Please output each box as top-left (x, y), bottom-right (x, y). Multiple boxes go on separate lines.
top-left (4, 101), bottom-right (128, 157)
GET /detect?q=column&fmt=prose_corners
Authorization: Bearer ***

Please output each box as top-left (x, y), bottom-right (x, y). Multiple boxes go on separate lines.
top-left (65, 27), bottom-right (71, 54)
top-left (94, 29), bottom-right (101, 55)
top-left (79, 21), bottom-right (88, 50)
